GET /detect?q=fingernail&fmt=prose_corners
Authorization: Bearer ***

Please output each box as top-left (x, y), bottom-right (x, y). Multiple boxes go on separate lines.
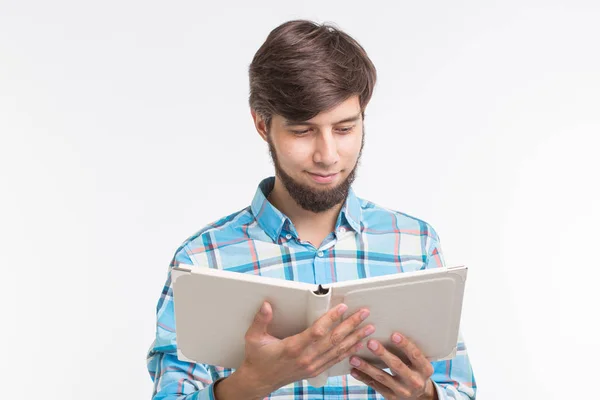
top-left (360, 309), bottom-right (369, 320)
top-left (350, 357), bottom-right (361, 367)
top-left (261, 302), bottom-right (269, 315)
top-left (338, 304), bottom-right (348, 315)
top-left (364, 325), bottom-right (375, 336)
top-left (368, 340), bottom-right (378, 351)
top-left (392, 333), bottom-right (402, 343)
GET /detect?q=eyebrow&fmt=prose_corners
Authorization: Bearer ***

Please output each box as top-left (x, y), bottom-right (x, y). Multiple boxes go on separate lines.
top-left (283, 112), bottom-right (362, 127)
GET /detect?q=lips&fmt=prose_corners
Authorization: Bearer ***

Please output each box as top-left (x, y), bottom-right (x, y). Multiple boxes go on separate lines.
top-left (308, 172), bottom-right (339, 183)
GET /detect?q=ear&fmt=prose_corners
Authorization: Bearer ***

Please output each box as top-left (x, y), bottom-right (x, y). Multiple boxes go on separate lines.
top-left (250, 109), bottom-right (268, 142)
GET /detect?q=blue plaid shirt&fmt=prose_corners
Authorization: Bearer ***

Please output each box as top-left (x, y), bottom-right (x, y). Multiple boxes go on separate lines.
top-left (147, 176), bottom-right (477, 399)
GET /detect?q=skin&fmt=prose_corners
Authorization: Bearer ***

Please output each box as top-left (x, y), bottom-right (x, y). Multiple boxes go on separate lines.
top-left (214, 95), bottom-right (438, 400)
top-left (255, 95), bottom-right (365, 247)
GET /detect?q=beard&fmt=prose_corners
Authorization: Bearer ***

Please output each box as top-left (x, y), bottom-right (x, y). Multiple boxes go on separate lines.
top-left (266, 128), bottom-right (365, 213)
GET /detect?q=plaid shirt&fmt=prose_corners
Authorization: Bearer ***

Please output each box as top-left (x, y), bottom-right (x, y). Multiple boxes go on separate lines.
top-left (147, 176), bottom-right (477, 399)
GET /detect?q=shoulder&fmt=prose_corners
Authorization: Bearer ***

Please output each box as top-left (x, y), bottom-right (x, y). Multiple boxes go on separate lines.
top-left (357, 196), bottom-right (441, 243)
top-left (169, 206), bottom-right (256, 267)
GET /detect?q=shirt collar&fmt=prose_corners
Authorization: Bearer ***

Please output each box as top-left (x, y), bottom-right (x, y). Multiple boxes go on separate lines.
top-left (250, 176), bottom-right (362, 242)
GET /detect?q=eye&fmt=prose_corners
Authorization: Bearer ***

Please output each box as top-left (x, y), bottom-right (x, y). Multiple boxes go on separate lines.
top-left (291, 129), bottom-right (310, 135)
top-left (336, 125), bottom-right (354, 133)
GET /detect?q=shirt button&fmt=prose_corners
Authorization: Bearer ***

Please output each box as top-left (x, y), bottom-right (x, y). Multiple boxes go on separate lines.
top-left (285, 234), bottom-right (292, 240)
top-left (317, 251), bottom-right (324, 257)
top-left (338, 227), bottom-right (346, 234)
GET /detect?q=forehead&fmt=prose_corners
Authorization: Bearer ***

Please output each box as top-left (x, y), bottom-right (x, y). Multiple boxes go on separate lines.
top-left (280, 95), bottom-right (361, 126)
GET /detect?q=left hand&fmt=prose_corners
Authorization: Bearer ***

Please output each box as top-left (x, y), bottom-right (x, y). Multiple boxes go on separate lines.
top-left (349, 332), bottom-right (437, 399)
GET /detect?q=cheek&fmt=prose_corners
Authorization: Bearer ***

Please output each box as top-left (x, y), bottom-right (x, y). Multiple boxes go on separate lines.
top-left (279, 146), bottom-right (311, 170)
top-left (340, 135), bottom-right (363, 160)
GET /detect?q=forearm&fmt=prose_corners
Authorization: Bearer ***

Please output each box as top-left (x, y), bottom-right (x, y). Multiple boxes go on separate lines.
top-left (214, 367), bottom-right (274, 400)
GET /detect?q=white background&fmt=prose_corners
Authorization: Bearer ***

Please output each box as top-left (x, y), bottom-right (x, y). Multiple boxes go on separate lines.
top-left (1, 1), bottom-right (599, 399)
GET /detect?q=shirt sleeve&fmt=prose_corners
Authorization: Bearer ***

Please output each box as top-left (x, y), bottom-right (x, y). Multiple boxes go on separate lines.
top-left (146, 244), bottom-right (221, 400)
top-left (424, 226), bottom-right (478, 399)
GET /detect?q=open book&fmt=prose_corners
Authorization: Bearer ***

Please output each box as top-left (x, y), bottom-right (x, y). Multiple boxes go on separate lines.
top-left (171, 264), bottom-right (468, 388)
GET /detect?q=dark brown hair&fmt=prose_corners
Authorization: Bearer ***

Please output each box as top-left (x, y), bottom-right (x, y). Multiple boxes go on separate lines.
top-left (249, 20), bottom-right (377, 130)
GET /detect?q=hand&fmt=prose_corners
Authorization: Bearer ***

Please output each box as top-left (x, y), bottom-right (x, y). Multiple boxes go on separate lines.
top-left (235, 301), bottom-right (376, 397)
top-left (348, 333), bottom-right (437, 400)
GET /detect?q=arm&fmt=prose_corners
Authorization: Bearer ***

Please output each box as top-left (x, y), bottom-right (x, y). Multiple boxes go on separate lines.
top-left (146, 244), bottom-right (222, 400)
top-left (424, 225), bottom-right (477, 399)
top-left (147, 243), bottom-right (373, 400)
top-left (429, 332), bottom-right (476, 400)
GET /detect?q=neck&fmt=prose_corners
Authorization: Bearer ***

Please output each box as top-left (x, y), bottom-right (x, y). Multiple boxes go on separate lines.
top-left (267, 177), bottom-right (344, 237)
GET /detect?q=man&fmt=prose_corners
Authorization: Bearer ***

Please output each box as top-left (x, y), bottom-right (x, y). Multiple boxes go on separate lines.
top-left (147, 19), bottom-right (476, 399)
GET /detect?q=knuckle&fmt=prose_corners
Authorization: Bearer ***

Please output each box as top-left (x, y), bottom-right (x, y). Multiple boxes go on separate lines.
top-left (412, 348), bottom-right (422, 360)
top-left (374, 372), bottom-right (388, 383)
top-left (398, 387), bottom-right (412, 398)
top-left (311, 326), bottom-right (327, 339)
top-left (297, 355), bottom-right (312, 368)
top-left (306, 365), bottom-right (319, 377)
top-left (354, 312), bottom-right (364, 324)
top-left (409, 375), bottom-right (424, 389)
top-left (390, 359), bottom-right (405, 373)
top-left (425, 364), bottom-right (434, 377)
top-left (284, 343), bottom-right (301, 358)
top-left (329, 310), bottom-right (341, 323)
top-left (335, 344), bottom-right (349, 359)
top-left (329, 331), bottom-right (343, 346)
top-left (353, 341), bottom-right (364, 353)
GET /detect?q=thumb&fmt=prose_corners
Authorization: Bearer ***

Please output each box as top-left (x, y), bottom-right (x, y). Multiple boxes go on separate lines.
top-left (247, 301), bottom-right (273, 338)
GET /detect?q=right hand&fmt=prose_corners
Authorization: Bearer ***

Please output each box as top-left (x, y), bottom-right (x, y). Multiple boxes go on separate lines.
top-left (237, 301), bottom-right (375, 396)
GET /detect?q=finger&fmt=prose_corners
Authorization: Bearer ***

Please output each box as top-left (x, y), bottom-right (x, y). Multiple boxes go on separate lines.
top-left (366, 338), bottom-right (428, 393)
top-left (279, 304), bottom-right (349, 362)
top-left (350, 368), bottom-right (395, 398)
top-left (366, 338), bottom-right (412, 378)
top-left (390, 333), bottom-right (434, 377)
top-left (348, 356), bottom-right (406, 394)
top-left (313, 307), bottom-right (371, 355)
top-left (245, 301), bottom-right (273, 339)
top-left (309, 303), bottom-right (347, 337)
top-left (300, 303), bottom-right (351, 347)
top-left (313, 322), bottom-right (375, 367)
top-left (313, 339), bottom-right (364, 375)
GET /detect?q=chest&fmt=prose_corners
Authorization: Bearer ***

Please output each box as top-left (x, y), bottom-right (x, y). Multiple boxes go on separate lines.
top-left (212, 230), bottom-right (428, 284)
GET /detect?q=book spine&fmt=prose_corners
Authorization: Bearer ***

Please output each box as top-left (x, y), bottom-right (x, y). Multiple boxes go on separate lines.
top-left (306, 287), bottom-right (332, 388)
top-left (306, 286), bottom-right (332, 326)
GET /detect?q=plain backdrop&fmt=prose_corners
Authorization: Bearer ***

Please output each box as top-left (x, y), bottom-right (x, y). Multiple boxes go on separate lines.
top-left (1, 1), bottom-right (599, 399)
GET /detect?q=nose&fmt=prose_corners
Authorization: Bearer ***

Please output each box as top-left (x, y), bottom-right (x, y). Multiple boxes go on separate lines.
top-left (313, 130), bottom-right (340, 166)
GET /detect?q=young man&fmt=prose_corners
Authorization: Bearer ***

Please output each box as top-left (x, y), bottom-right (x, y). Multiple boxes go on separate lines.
top-left (147, 20), bottom-right (476, 400)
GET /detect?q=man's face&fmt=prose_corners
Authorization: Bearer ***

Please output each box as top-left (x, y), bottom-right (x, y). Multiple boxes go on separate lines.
top-left (264, 95), bottom-right (365, 213)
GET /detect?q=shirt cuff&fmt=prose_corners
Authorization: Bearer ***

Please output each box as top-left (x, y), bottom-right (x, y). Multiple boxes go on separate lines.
top-left (432, 381), bottom-right (446, 399)
top-left (199, 378), bottom-right (226, 400)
